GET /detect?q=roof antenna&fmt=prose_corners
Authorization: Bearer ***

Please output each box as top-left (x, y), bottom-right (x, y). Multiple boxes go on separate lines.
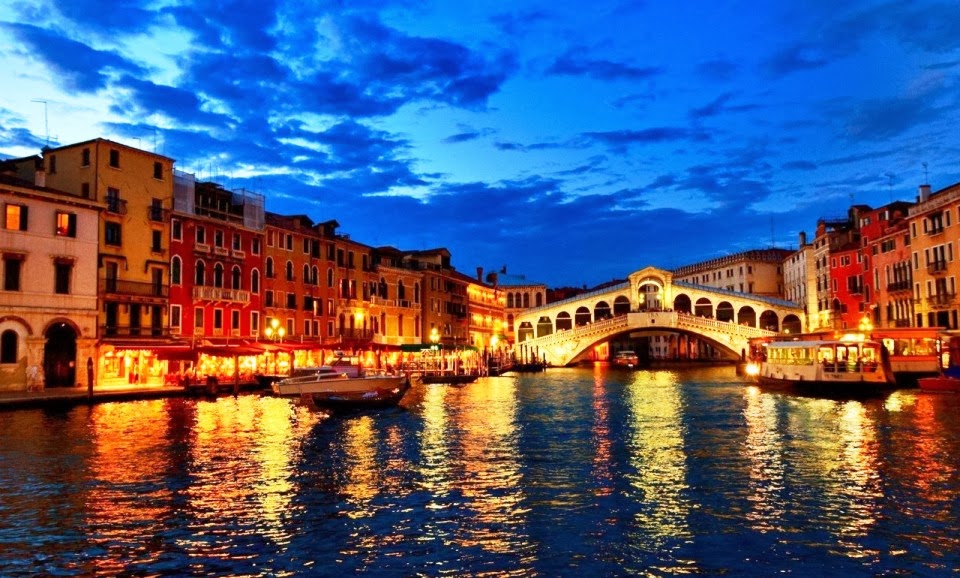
top-left (922, 162), bottom-right (929, 185)
top-left (31, 99), bottom-right (49, 148)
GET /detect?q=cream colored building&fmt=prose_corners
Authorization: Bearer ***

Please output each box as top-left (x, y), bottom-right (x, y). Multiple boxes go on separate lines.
top-left (672, 249), bottom-right (792, 299)
top-left (908, 183), bottom-right (960, 329)
top-left (782, 232), bottom-right (818, 330)
top-left (0, 171), bottom-right (101, 391)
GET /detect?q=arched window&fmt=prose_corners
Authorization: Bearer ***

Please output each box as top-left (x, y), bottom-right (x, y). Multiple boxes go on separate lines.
top-left (195, 260), bottom-right (205, 286)
top-left (213, 263), bottom-right (224, 288)
top-left (398, 280), bottom-right (406, 301)
top-left (507, 293), bottom-right (514, 308)
top-left (523, 293), bottom-right (530, 308)
top-left (231, 266), bottom-right (241, 290)
top-left (286, 260), bottom-right (294, 281)
top-left (311, 266), bottom-right (319, 286)
top-left (171, 256), bottom-right (182, 285)
top-left (327, 268), bottom-right (334, 287)
top-left (535, 292), bottom-right (543, 307)
top-left (251, 269), bottom-right (260, 294)
top-left (379, 277), bottom-right (388, 298)
top-left (0, 330), bottom-right (17, 364)
top-left (303, 264), bottom-right (310, 285)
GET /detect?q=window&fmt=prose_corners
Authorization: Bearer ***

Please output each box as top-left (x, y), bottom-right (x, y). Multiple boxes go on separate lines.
top-left (153, 161), bottom-right (163, 180)
top-left (105, 222), bottom-right (122, 246)
top-left (54, 260), bottom-right (72, 294)
top-left (81, 148), bottom-right (90, 167)
top-left (285, 234), bottom-right (293, 251)
top-left (55, 212), bottom-right (77, 237)
top-left (252, 238), bottom-right (261, 255)
top-left (172, 219), bottom-right (182, 241)
top-left (196, 226), bottom-right (205, 244)
top-left (266, 257), bottom-right (274, 278)
top-left (5, 204), bottom-right (28, 231)
top-left (3, 256), bottom-right (22, 291)
top-left (251, 269), bottom-right (260, 294)
top-left (213, 263), bottom-right (224, 288)
top-left (214, 230), bottom-right (224, 248)
top-left (109, 149), bottom-right (120, 168)
top-left (195, 260), bottom-right (205, 285)
top-left (0, 330), bottom-right (16, 364)
top-left (286, 260), bottom-right (294, 281)
top-left (81, 183), bottom-right (90, 198)
top-left (170, 305), bottom-right (182, 333)
top-left (231, 266), bottom-right (241, 290)
top-left (231, 310), bottom-right (240, 333)
top-left (232, 234), bottom-right (241, 251)
top-left (251, 311), bottom-right (260, 335)
top-left (171, 256), bottom-right (182, 285)
top-left (152, 230), bottom-right (162, 253)
top-left (48, 155), bottom-right (57, 174)
top-left (287, 293), bottom-right (296, 309)
top-left (194, 307), bottom-right (204, 330)
top-left (213, 309), bottom-right (223, 330)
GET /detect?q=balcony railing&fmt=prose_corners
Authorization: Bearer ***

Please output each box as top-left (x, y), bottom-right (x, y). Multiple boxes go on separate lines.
top-left (147, 206), bottom-right (169, 222)
top-left (100, 279), bottom-right (168, 298)
top-left (195, 243), bottom-right (211, 254)
top-left (338, 328), bottom-right (373, 341)
top-left (192, 286), bottom-right (250, 303)
top-left (886, 281), bottom-right (912, 292)
top-left (106, 197), bottom-right (127, 215)
top-left (101, 325), bottom-right (170, 338)
top-left (927, 260), bottom-right (949, 275)
top-left (929, 292), bottom-right (957, 307)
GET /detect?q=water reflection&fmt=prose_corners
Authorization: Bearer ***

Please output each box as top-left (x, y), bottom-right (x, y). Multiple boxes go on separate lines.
top-left (622, 370), bottom-right (693, 569)
top-left (742, 386), bottom-right (787, 532)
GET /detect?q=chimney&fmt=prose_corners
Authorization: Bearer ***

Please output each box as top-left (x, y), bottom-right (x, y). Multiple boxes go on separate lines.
top-left (476, 266), bottom-right (483, 282)
top-left (919, 184), bottom-right (932, 203)
top-left (798, 231), bottom-right (807, 246)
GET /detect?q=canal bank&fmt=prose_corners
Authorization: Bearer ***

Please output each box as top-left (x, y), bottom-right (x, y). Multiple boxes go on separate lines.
top-left (0, 384), bottom-right (199, 410)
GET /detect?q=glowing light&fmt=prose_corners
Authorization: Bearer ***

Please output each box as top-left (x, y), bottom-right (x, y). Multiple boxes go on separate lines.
top-left (745, 362), bottom-right (760, 377)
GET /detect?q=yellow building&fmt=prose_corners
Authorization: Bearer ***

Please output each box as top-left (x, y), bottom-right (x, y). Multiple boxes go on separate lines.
top-left (908, 183), bottom-right (960, 329)
top-left (27, 139), bottom-right (176, 385)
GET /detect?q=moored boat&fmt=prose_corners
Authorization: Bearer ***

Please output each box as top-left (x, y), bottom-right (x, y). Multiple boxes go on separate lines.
top-left (748, 338), bottom-right (896, 398)
top-left (300, 377), bottom-right (411, 410)
top-left (919, 332), bottom-right (960, 393)
top-left (271, 364), bottom-right (409, 399)
top-left (612, 350), bottom-right (640, 368)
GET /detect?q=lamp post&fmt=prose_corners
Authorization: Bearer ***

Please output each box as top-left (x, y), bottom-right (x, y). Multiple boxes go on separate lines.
top-left (264, 318), bottom-right (286, 375)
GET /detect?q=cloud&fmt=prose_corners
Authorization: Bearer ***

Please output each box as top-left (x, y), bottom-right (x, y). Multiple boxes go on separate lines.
top-left (583, 127), bottom-right (710, 151)
top-left (547, 50), bottom-right (662, 81)
top-left (782, 160), bottom-right (817, 171)
top-left (3, 23), bottom-right (146, 92)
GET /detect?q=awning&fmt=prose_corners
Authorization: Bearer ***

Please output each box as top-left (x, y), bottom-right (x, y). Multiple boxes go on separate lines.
top-left (198, 345), bottom-right (265, 357)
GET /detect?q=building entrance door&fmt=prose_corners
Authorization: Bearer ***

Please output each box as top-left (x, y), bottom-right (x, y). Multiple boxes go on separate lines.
top-left (44, 323), bottom-right (77, 387)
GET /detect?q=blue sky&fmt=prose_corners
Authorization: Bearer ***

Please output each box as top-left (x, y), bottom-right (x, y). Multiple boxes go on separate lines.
top-left (2, 1), bottom-right (959, 288)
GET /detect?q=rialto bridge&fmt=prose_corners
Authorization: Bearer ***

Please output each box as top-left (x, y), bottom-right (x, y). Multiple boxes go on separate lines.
top-left (514, 267), bottom-right (805, 367)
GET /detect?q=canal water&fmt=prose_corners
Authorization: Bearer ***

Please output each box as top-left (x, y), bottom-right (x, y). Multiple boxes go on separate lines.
top-left (1, 365), bottom-right (959, 576)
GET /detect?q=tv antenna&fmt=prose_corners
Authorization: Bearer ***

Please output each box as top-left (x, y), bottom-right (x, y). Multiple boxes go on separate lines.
top-left (31, 99), bottom-right (49, 147)
top-left (922, 162), bottom-right (929, 184)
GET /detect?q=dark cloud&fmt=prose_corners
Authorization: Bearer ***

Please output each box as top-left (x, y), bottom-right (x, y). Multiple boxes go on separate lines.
top-left (583, 127), bottom-right (710, 151)
top-left (53, 0), bottom-right (159, 34)
top-left (547, 50), bottom-right (662, 81)
top-left (3, 23), bottom-right (145, 92)
top-left (782, 160), bottom-right (817, 171)
top-left (843, 96), bottom-right (944, 141)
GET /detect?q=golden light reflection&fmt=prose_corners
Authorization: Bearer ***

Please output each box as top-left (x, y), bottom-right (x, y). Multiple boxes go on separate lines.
top-left (742, 387), bottom-right (786, 532)
top-left (623, 370), bottom-right (693, 547)
top-left (591, 370), bottom-right (613, 497)
top-left (455, 377), bottom-right (529, 555)
top-left (339, 416), bottom-right (380, 516)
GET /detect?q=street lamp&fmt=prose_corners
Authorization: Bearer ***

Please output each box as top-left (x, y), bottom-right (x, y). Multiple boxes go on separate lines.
top-left (264, 318), bottom-right (285, 342)
top-left (858, 315), bottom-right (873, 334)
top-left (430, 327), bottom-right (439, 348)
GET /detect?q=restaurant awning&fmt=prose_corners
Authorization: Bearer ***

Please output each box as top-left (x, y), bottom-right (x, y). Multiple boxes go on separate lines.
top-left (197, 345), bottom-right (265, 357)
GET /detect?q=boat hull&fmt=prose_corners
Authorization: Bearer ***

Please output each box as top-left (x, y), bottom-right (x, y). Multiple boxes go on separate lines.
top-left (272, 374), bottom-right (407, 397)
top-left (755, 375), bottom-right (895, 399)
top-left (301, 378), bottom-right (411, 410)
top-left (918, 376), bottom-right (960, 393)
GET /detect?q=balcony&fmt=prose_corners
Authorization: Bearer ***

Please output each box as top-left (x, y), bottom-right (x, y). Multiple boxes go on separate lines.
top-left (100, 279), bottom-right (168, 298)
top-left (192, 286), bottom-right (250, 303)
top-left (147, 206), bottom-right (169, 222)
top-left (101, 325), bottom-right (170, 338)
top-left (886, 281), bottom-right (912, 293)
top-left (929, 292), bottom-right (957, 308)
top-left (195, 243), bottom-right (211, 254)
top-left (213, 246), bottom-right (229, 257)
top-left (927, 260), bottom-right (949, 275)
top-left (927, 226), bottom-right (945, 236)
top-left (338, 328), bottom-right (373, 341)
top-left (106, 197), bottom-right (127, 215)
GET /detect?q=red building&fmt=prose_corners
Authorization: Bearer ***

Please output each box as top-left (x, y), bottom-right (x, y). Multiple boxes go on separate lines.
top-left (169, 174), bottom-right (265, 358)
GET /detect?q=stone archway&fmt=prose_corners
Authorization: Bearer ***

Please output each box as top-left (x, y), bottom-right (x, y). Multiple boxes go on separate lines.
top-left (44, 322), bottom-right (77, 387)
top-left (674, 294), bottom-right (692, 313)
top-left (694, 297), bottom-right (713, 318)
top-left (716, 301), bottom-right (734, 322)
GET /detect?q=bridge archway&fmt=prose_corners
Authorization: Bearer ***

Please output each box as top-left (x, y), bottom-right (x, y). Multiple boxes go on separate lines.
top-left (556, 311), bottom-right (572, 331)
top-left (717, 301), bottom-right (734, 322)
top-left (783, 314), bottom-right (802, 334)
top-left (594, 301), bottom-right (611, 321)
top-left (738, 306), bottom-right (756, 327)
top-left (695, 298), bottom-right (713, 318)
top-left (760, 310), bottom-right (779, 332)
top-left (575, 307), bottom-right (591, 326)
top-left (674, 294), bottom-right (692, 313)
top-left (613, 296), bottom-right (630, 315)
top-left (637, 277), bottom-right (664, 311)
top-left (536, 316), bottom-right (553, 337)
top-left (518, 321), bottom-right (534, 341)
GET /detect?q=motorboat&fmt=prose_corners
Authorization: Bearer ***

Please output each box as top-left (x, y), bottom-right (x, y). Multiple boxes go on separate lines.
top-left (747, 338), bottom-right (896, 398)
top-left (300, 377), bottom-right (411, 410)
top-left (271, 364), bottom-right (409, 399)
top-left (613, 350), bottom-right (640, 368)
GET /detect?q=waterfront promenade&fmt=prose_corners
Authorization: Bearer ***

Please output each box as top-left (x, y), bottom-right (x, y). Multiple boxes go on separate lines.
top-left (0, 384), bottom-right (192, 409)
